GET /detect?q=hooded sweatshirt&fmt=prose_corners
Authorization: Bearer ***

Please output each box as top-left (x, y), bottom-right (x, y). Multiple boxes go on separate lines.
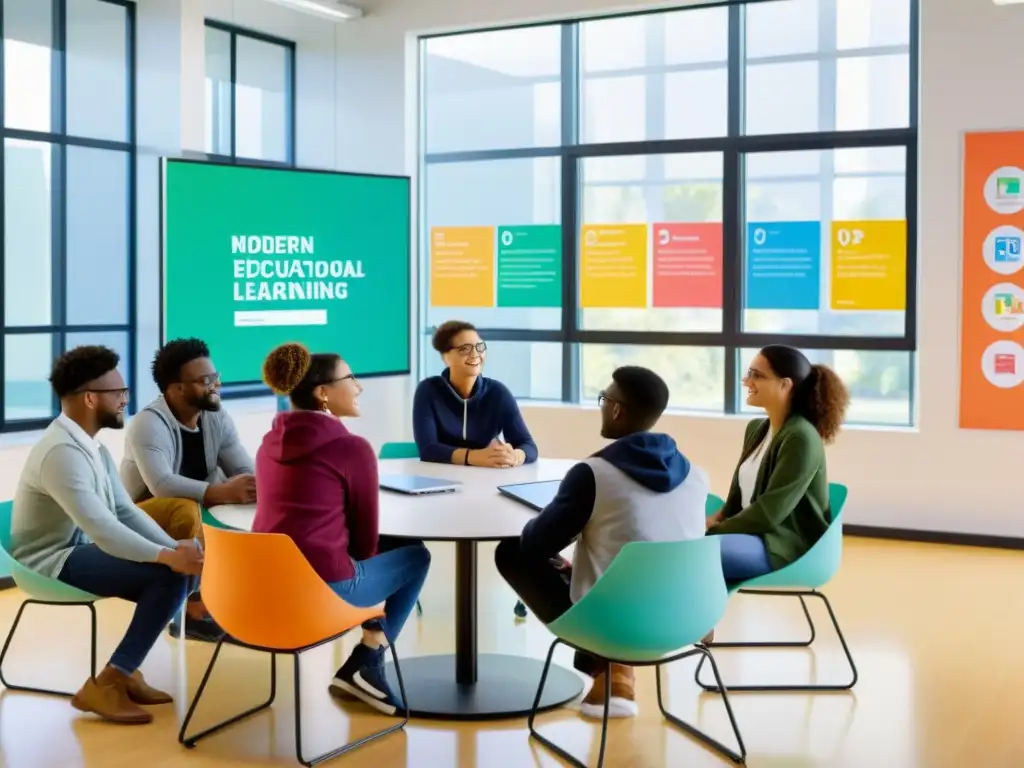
top-left (412, 369), bottom-right (539, 464)
top-left (252, 410), bottom-right (379, 583)
top-left (519, 432), bottom-right (708, 603)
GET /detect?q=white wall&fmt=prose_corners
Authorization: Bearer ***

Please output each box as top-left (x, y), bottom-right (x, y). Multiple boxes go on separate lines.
top-left (316, 0), bottom-right (1024, 537)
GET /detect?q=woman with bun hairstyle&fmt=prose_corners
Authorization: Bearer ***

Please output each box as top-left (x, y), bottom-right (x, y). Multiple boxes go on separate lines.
top-left (253, 343), bottom-right (430, 716)
top-left (413, 320), bottom-right (538, 468)
top-left (706, 345), bottom-right (849, 584)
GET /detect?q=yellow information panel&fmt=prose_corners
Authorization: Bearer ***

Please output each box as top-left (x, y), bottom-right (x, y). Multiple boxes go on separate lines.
top-left (579, 224), bottom-right (648, 308)
top-left (829, 219), bottom-right (907, 311)
top-left (429, 226), bottom-right (495, 307)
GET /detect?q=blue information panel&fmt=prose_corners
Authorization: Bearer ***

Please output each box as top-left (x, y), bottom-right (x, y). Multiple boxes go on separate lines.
top-left (745, 221), bottom-right (821, 310)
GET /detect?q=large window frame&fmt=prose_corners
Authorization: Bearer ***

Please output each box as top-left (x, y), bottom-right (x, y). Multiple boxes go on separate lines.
top-left (204, 19), bottom-right (296, 167)
top-left (417, 0), bottom-right (920, 422)
top-left (0, 0), bottom-right (137, 432)
top-left (200, 20), bottom-right (296, 402)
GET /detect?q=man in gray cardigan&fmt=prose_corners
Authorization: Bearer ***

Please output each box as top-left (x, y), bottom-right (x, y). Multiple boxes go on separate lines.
top-left (120, 338), bottom-right (255, 641)
top-left (11, 345), bottom-right (204, 725)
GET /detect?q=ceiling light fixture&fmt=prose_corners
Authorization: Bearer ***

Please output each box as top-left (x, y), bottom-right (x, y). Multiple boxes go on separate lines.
top-left (263, 0), bottom-right (363, 21)
top-left (993, 0), bottom-right (1024, 5)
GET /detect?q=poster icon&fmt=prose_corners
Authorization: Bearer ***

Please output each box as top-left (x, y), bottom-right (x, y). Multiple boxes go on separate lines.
top-left (981, 340), bottom-right (1024, 388)
top-left (981, 283), bottom-right (1024, 332)
top-left (995, 236), bottom-right (1021, 262)
top-left (984, 166), bottom-right (1024, 214)
top-left (997, 176), bottom-right (1021, 199)
top-left (994, 353), bottom-right (1016, 375)
top-left (983, 226), bottom-right (1024, 275)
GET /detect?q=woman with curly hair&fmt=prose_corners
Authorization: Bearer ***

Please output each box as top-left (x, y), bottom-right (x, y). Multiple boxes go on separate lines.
top-left (706, 345), bottom-right (850, 585)
top-left (252, 343), bottom-right (430, 716)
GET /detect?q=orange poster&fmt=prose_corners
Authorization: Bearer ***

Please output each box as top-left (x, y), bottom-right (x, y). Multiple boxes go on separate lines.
top-left (960, 131), bottom-right (1024, 429)
top-left (429, 226), bottom-right (495, 308)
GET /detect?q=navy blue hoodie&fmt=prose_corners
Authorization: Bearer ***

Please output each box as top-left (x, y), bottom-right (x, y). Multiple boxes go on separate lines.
top-left (412, 369), bottom-right (539, 464)
top-left (519, 432), bottom-right (690, 556)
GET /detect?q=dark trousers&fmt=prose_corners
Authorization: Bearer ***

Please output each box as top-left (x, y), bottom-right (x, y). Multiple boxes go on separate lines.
top-left (377, 535), bottom-right (421, 553)
top-left (59, 544), bottom-right (196, 674)
top-left (494, 538), bottom-right (602, 678)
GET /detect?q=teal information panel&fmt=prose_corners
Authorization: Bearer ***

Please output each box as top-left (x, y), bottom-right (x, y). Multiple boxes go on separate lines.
top-left (162, 160), bottom-right (411, 384)
top-left (496, 225), bottom-right (562, 307)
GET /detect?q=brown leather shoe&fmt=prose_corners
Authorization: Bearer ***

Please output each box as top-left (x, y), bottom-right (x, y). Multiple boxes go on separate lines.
top-left (125, 670), bottom-right (173, 705)
top-left (702, 628), bottom-right (715, 645)
top-left (580, 664), bottom-right (637, 719)
top-left (71, 667), bottom-right (153, 724)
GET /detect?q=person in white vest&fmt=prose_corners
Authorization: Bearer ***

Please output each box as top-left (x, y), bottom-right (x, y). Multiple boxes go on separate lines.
top-left (494, 365), bottom-right (708, 720)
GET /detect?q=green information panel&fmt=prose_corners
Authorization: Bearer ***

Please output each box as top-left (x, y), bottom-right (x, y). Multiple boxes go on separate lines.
top-left (161, 160), bottom-right (411, 384)
top-left (496, 225), bottom-right (562, 308)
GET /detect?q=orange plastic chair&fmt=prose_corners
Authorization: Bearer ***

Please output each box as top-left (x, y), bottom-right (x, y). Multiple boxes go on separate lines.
top-left (178, 525), bottom-right (409, 767)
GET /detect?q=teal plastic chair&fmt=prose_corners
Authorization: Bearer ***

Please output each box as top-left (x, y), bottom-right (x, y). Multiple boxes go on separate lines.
top-left (0, 500), bottom-right (100, 696)
top-left (528, 537), bottom-right (746, 768)
top-left (378, 442), bottom-right (419, 460)
top-left (377, 443), bottom-right (424, 617)
top-left (201, 506), bottom-right (239, 531)
top-left (696, 482), bottom-right (856, 692)
top-left (706, 493), bottom-right (725, 516)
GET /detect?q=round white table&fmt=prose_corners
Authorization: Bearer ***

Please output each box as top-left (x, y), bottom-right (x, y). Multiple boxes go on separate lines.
top-left (208, 457), bottom-right (585, 721)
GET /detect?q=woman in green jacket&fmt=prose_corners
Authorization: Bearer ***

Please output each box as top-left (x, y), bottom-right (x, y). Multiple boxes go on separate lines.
top-left (706, 345), bottom-right (849, 582)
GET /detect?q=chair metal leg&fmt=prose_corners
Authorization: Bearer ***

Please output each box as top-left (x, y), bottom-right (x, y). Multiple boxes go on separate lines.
top-left (0, 600), bottom-right (97, 697)
top-left (416, 600), bottom-right (423, 617)
top-left (694, 590), bottom-right (858, 692)
top-left (294, 643), bottom-right (409, 767)
top-left (709, 592), bottom-right (816, 648)
top-left (657, 647), bottom-right (746, 764)
top-left (527, 638), bottom-right (608, 768)
top-left (179, 639), bottom-right (277, 748)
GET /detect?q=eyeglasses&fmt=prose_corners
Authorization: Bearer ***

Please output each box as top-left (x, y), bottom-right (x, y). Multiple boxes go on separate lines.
top-left (331, 374), bottom-right (357, 384)
top-left (450, 341), bottom-right (486, 356)
top-left (744, 368), bottom-right (771, 381)
top-left (76, 387), bottom-right (130, 399)
top-left (181, 373), bottom-right (220, 388)
top-left (597, 390), bottom-right (622, 407)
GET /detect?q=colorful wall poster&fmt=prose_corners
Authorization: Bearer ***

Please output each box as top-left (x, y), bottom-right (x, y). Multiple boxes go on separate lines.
top-left (496, 225), bottom-right (562, 308)
top-left (579, 224), bottom-right (648, 308)
top-left (651, 222), bottom-right (723, 308)
top-left (959, 131), bottom-right (1024, 430)
top-left (744, 221), bottom-right (821, 310)
top-left (429, 226), bottom-right (495, 308)
top-left (829, 220), bottom-right (907, 311)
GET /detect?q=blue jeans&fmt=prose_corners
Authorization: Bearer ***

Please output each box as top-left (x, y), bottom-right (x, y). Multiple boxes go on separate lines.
top-left (719, 534), bottom-right (773, 582)
top-left (329, 542), bottom-right (430, 643)
top-left (58, 544), bottom-right (196, 674)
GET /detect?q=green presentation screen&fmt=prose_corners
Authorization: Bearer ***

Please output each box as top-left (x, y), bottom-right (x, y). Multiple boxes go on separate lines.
top-left (161, 159), bottom-right (411, 385)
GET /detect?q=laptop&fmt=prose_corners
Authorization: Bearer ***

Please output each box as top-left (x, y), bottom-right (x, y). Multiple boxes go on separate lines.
top-left (497, 480), bottom-right (562, 512)
top-left (379, 473), bottom-right (462, 496)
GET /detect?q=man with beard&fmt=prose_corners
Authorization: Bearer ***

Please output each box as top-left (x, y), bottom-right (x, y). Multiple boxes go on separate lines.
top-left (120, 337), bottom-right (255, 641)
top-left (10, 345), bottom-right (204, 724)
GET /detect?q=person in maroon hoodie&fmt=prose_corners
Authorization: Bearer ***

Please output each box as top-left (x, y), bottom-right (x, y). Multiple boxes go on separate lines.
top-left (253, 342), bottom-right (431, 716)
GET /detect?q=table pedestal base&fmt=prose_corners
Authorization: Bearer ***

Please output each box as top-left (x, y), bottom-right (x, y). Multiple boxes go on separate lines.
top-left (384, 653), bottom-right (584, 721)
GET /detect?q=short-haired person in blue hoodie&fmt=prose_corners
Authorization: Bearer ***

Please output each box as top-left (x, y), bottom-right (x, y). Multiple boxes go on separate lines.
top-left (494, 366), bottom-right (708, 720)
top-left (413, 320), bottom-right (538, 469)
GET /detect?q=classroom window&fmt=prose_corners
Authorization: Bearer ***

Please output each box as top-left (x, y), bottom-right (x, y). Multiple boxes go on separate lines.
top-left (1, 0), bottom-right (136, 431)
top-left (738, 348), bottom-right (913, 426)
top-left (203, 21), bottom-right (294, 164)
top-left (418, 0), bottom-right (918, 427)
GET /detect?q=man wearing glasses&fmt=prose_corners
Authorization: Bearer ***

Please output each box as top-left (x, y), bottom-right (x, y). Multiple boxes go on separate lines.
top-left (120, 337), bottom-right (255, 641)
top-left (10, 345), bottom-right (203, 724)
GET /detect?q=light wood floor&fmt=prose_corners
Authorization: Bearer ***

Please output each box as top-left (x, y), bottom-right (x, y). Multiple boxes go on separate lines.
top-left (0, 537), bottom-right (1021, 768)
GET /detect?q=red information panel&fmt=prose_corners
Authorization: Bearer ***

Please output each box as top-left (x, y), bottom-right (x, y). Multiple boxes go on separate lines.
top-left (651, 222), bottom-right (723, 308)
